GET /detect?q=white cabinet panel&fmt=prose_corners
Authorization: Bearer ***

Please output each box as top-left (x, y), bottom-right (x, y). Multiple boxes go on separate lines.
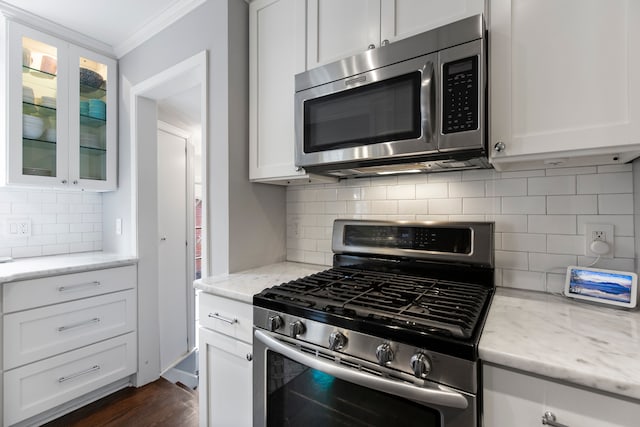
top-left (198, 326), bottom-right (252, 427)
top-left (490, 0), bottom-right (640, 170)
top-left (199, 292), bottom-right (253, 343)
top-left (249, 0), bottom-right (308, 182)
top-left (483, 364), bottom-right (640, 427)
top-left (4, 289), bottom-right (136, 369)
top-left (380, 0), bottom-right (484, 43)
top-left (2, 265), bottom-right (136, 313)
top-left (306, 0), bottom-right (381, 68)
top-left (3, 332), bottom-right (136, 426)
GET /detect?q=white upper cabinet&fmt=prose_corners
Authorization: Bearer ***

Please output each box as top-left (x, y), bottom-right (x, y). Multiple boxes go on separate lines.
top-left (249, 0), bottom-right (335, 184)
top-left (490, 0), bottom-right (640, 171)
top-left (307, 0), bottom-right (485, 68)
top-left (380, 0), bottom-right (485, 44)
top-left (3, 20), bottom-right (117, 191)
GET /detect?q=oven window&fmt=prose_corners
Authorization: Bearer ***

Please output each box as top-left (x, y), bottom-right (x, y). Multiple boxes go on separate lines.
top-left (304, 72), bottom-right (421, 153)
top-left (266, 351), bottom-right (441, 426)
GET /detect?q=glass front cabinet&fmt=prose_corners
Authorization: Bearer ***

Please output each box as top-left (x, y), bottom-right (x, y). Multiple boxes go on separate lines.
top-left (3, 20), bottom-right (117, 191)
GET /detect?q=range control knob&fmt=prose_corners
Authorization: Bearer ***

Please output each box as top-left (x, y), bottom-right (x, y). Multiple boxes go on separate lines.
top-left (375, 343), bottom-right (394, 366)
top-left (328, 331), bottom-right (347, 351)
top-left (410, 353), bottom-right (432, 379)
top-left (289, 320), bottom-right (305, 338)
top-left (268, 315), bottom-right (283, 332)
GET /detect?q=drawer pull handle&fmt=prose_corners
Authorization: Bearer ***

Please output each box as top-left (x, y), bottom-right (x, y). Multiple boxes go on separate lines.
top-left (57, 317), bottom-right (101, 332)
top-left (57, 281), bottom-right (101, 292)
top-left (208, 312), bottom-right (238, 325)
top-left (58, 365), bottom-right (101, 383)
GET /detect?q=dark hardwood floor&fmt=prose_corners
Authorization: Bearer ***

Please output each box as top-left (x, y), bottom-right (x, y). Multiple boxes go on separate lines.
top-left (43, 378), bottom-right (198, 427)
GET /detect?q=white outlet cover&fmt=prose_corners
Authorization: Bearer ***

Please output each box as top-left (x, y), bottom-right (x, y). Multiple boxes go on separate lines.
top-left (585, 223), bottom-right (614, 258)
top-left (4, 217), bottom-right (31, 238)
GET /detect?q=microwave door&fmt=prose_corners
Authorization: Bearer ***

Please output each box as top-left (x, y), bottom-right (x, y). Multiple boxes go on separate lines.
top-left (295, 54), bottom-right (439, 169)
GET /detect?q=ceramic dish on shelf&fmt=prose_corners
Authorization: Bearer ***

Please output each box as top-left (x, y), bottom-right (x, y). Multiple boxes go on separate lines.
top-left (43, 128), bottom-right (56, 142)
top-left (40, 96), bottom-right (56, 109)
top-left (23, 114), bottom-right (44, 139)
top-left (80, 68), bottom-right (104, 89)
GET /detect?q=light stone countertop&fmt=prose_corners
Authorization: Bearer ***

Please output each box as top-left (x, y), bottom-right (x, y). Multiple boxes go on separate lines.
top-left (479, 287), bottom-right (640, 401)
top-left (194, 261), bottom-right (328, 304)
top-left (0, 252), bottom-right (138, 283)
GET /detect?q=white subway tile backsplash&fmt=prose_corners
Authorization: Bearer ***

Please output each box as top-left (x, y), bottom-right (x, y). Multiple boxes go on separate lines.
top-left (496, 250), bottom-right (529, 270)
top-left (577, 173), bottom-right (633, 194)
top-left (598, 194), bottom-right (633, 214)
top-left (546, 234), bottom-right (584, 255)
top-left (0, 188), bottom-right (102, 258)
top-left (449, 180), bottom-right (484, 198)
top-left (485, 178), bottom-right (527, 197)
top-left (547, 195), bottom-right (597, 214)
top-left (387, 185), bottom-right (416, 200)
top-left (528, 176), bottom-right (576, 195)
top-left (528, 215), bottom-right (576, 234)
top-left (502, 233), bottom-right (546, 252)
top-left (502, 269), bottom-right (546, 292)
top-left (529, 253), bottom-right (577, 272)
top-left (415, 182), bottom-right (448, 198)
top-left (286, 166), bottom-right (637, 293)
top-left (502, 196), bottom-right (545, 214)
top-left (462, 197), bottom-right (501, 214)
top-left (429, 198), bottom-right (461, 215)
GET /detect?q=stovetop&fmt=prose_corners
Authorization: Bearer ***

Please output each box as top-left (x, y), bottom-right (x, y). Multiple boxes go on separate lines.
top-left (254, 220), bottom-right (495, 360)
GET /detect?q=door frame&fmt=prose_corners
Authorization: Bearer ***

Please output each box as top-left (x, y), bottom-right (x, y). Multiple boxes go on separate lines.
top-left (129, 50), bottom-right (207, 386)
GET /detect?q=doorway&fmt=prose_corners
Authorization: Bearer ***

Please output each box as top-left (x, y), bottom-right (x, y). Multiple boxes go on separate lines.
top-left (129, 51), bottom-right (207, 386)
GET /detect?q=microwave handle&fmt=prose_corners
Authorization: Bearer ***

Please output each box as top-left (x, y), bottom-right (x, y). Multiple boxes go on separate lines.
top-left (422, 59), bottom-right (436, 143)
top-left (254, 330), bottom-right (468, 410)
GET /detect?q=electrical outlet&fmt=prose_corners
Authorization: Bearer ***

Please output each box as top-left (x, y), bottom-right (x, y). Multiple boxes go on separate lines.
top-left (585, 223), bottom-right (614, 258)
top-left (5, 217), bottom-right (31, 237)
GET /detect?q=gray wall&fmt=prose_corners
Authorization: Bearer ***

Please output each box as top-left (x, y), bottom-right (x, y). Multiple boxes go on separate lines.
top-left (105, 0), bottom-right (286, 274)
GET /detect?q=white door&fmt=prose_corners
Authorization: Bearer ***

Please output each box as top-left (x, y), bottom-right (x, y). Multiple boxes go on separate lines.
top-left (157, 127), bottom-right (188, 372)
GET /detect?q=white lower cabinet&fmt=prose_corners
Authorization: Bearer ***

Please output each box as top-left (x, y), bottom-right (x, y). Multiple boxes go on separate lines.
top-left (1, 264), bottom-right (137, 426)
top-left (3, 332), bottom-right (136, 426)
top-left (198, 293), bottom-right (253, 427)
top-left (483, 364), bottom-right (640, 427)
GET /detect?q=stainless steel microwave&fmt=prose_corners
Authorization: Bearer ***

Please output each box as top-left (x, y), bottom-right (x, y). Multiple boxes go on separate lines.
top-left (294, 14), bottom-right (489, 178)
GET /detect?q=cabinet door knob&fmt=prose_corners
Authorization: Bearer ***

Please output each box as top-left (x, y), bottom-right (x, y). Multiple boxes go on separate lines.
top-left (494, 141), bottom-right (506, 152)
top-left (73, 180), bottom-right (78, 185)
top-left (368, 44), bottom-right (376, 50)
top-left (542, 411), bottom-right (569, 427)
top-left (246, 353), bottom-right (253, 362)
top-left (61, 179), bottom-right (68, 184)
top-left (381, 39), bottom-right (389, 46)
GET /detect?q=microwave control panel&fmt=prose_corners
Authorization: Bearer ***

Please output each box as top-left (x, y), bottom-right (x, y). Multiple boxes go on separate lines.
top-left (442, 56), bottom-right (478, 134)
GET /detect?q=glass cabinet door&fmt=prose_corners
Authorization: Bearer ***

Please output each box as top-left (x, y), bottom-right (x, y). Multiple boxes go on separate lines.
top-left (77, 57), bottom-right (108, 182)
top-left (8, 22), bottom-right (70, 186)
top-left (68, 45), bottom-right (116, 191)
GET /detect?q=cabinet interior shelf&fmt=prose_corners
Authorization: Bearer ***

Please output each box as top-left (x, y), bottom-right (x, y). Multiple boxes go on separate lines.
top-left (80, 83), bottom-right (106, 97)
top-left (80, 144), bottom-right (107, 153)
top-left (23, 137), bottom-right (56, 147)
top-left (22, 65), bottom-right (56, 79)
top-left (23, 137), bottom-right (106, 153)
top-left (23, 101), bottom-right (56, 114)
top-left (80, 114), bottom-right (106, 127)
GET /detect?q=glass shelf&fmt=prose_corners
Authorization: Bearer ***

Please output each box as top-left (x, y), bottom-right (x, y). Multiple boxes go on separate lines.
top-left (80, 144), bottom-right (107, 153)
top-left (23, 137), bottom-right (56, 146)
top-left (22, 65), bottom-right (56, 79)
top-left (80, 114), bottom-right (106, 127)
top-left (23, 101), bottom-right (56, 115)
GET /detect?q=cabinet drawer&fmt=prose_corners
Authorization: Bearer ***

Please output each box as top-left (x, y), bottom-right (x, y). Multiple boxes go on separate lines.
top-left (3, 265), bottom-right (137, 313)
top-left (199, 293), bottom-right (252, 343)
top-left (3, 332), bottom-right (136, 426)
top-left (3, 289), bottom-right (136, 370)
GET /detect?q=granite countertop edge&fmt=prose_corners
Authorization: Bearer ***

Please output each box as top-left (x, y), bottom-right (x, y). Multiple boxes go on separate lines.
top-left (0, 252), bottom-right (138, 283)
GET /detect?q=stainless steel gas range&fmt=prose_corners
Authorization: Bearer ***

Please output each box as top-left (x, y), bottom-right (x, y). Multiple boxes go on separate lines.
top-left (253, 219), bottom-right (495, 427)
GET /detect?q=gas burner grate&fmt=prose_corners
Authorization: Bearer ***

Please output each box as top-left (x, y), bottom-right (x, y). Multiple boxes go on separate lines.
top-left (259, 267), bottom-right (491, 339)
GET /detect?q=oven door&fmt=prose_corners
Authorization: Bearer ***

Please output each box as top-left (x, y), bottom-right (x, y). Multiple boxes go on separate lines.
top-left (253, 330), bottom-right (477, 427)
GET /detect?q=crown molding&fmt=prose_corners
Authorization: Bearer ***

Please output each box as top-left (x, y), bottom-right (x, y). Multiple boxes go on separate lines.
top-left (0, 0), bottom-right (115, 57)
top-left (113, 0), bottom-right (206, 58)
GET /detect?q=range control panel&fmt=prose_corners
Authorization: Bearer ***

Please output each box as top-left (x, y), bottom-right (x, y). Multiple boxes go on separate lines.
top-left (442, 56), bottom-right (479, 134)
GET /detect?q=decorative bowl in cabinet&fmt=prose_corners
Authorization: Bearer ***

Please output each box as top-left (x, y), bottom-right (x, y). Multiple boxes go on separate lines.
top-left (80, 68), bottom-right (104, 90)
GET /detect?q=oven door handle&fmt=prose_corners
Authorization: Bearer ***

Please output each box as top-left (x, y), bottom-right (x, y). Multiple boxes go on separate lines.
top-left (255, 330), bottom-right (469, 410)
